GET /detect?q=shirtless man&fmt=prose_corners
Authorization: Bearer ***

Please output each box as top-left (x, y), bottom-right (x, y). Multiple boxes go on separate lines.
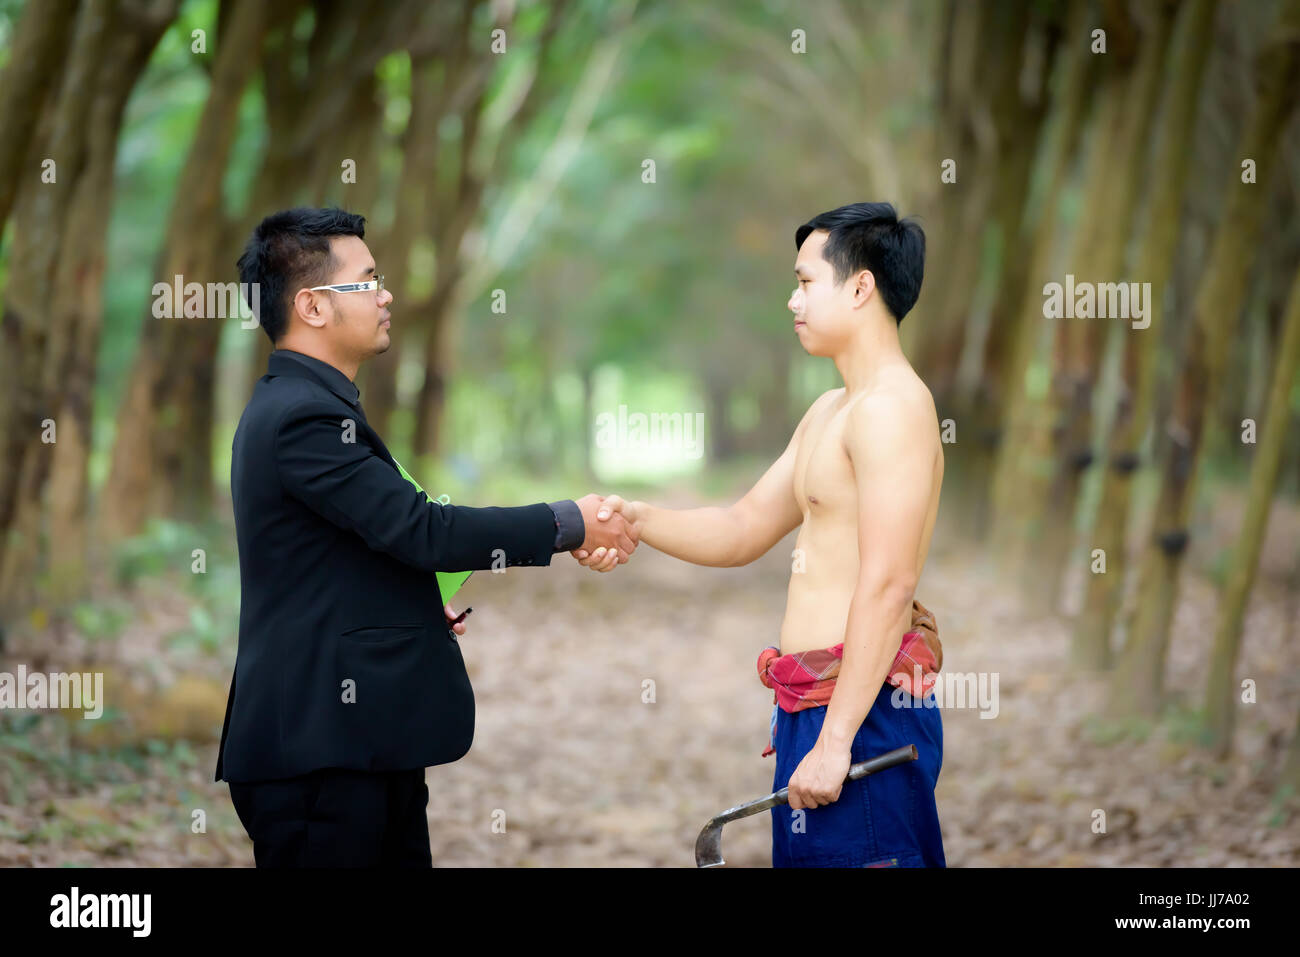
top-left (572, 202), bottom-right (945, 867)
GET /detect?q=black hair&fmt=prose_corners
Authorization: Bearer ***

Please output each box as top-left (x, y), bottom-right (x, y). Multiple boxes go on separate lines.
top-left (236, 206), bottom-right (367, 343)
top-left (795, 202), bottom-right (925, 324)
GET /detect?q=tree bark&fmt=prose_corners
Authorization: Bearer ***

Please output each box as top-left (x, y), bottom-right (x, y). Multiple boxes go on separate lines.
top-left (1028, 1), bottom-right (1166, 613)
top-left (113, 0), bottom-right (426, 537)
top-left (410, 0), bottom-right (593, 462)
top-left (990, 64), bottom-right (1128, 577)
top-left (915, 0), bottom-right (1028, 410)
top-left (962, 0), bottom-right (1092, 541)
top-left (976, 0), bottom-right (1099, 538)
top-left (357, 46), bottom-right (452, 439)
top-left (0, 0), bottom-right (122, 620)
top-left (100, 0), bottom-right (274, 540)
top-left (1073, 0), bottom-right (1222, 669)
top-left (0, 0), bottom-right (81, 233)
top-left (1108, 0), bottom-right (1297, 717)
top-left (44, 1), bottom-right (180, 605)
top-left (1203, 264), bottom-right (1300, 756)
top-left (413, 273), bottom-right (462, 459)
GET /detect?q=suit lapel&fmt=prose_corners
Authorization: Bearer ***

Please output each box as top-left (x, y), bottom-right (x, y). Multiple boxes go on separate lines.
top-left (266, 351), bottom-right (399, 471)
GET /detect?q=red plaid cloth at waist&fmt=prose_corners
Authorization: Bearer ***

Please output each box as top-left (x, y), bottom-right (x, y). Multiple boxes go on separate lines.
top-left (756, 599), bottom-right (940, 757)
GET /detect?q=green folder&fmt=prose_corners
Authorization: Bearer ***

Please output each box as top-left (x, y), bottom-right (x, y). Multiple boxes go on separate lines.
top-left (392, 456), bottom-right (472, 602)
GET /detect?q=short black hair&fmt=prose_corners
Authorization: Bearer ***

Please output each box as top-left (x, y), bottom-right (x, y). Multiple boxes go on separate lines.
top-left (236, 206), bottom-right (367, 343)
top-left (795, 202), bottom-right (925, 324)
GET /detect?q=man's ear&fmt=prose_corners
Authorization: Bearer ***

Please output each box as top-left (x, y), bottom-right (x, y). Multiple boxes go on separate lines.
top-left (292, 288), bottom-right (328, 329)
top-left (852, 269), bottom-right (876, 308)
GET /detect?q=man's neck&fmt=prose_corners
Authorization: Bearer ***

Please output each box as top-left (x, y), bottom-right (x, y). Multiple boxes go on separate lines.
top-left (832, 316), bottom-right (908, 396)
top-left (276, 341), bottom-right (359, 381)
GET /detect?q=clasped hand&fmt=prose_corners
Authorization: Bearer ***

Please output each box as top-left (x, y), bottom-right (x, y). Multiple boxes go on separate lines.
top-left (569, 494), bottom-right (641, 572)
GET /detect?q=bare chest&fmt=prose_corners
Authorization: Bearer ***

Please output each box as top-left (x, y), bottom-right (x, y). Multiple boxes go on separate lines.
top-left (792, 403), bottom-right (857, 518)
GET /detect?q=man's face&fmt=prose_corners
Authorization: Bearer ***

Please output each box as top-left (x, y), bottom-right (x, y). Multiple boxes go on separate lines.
top-left (787, 230), bottom-right (864, 356)
top-left (312, 235), bottom-right (393, 360)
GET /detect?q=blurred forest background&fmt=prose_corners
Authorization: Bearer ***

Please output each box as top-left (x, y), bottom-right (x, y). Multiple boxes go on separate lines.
top-left (1, 0), bottom-right (1299, 866)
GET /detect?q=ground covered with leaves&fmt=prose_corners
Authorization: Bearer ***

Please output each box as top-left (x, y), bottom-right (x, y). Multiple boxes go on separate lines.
top-left (2, 487), bottom-right (1297, 867)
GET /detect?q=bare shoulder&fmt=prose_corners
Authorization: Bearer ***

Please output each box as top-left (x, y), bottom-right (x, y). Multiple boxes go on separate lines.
top-left (794, 387), bottom-right (846, 434)
top-left (814, 386), bottom-right (847, 413)
top-left (844, 369), bottom-right (940, 454)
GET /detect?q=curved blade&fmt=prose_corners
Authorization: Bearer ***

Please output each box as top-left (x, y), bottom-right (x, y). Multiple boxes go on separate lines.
top-left (693, 744), bottom-right (918, 867)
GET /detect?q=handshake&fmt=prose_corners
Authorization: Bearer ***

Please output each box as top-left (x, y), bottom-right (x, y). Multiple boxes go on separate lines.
top-left (569, 493), bottom-right (643, 572)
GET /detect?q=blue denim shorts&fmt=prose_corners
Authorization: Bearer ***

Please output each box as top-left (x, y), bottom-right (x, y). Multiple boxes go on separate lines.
top-left (769, 681), bottom-right (945, 867)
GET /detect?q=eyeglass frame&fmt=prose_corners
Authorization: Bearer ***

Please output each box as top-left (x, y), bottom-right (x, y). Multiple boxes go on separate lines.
top-left (308, 274), bottom-right (385, 294)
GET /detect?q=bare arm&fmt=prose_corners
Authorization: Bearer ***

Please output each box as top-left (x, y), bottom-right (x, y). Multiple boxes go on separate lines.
top-left (823, 391), bottom-right (935, 745)
top-left (785, 389), bottom-right (939, 810)
top-left (577, 390), bottom-right (841, 568)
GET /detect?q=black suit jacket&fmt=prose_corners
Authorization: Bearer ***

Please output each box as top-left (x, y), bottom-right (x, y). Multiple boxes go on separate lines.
top-left (215, 349), bottom-right (580, 783)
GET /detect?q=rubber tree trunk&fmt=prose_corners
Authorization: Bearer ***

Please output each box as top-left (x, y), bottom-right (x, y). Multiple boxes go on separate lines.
top-left (990, 68), bottom-right (1127, 577)
top-left (356, 49), bottom-right (450, 440)
top-left (129, 1), bottom-right (420, 536)
top-left (0, 0), bottom-right (80, 233)
top-left (976, 0), bottom-right (1098, 540)
top-left (943, 1), bottom-right (1038, 414)
top-left (907, 0), bottom-right (997, 403)
top-left (43, 5), bottom-right (180, 607)
top-left (994, 0), bottom-right (1211, 585)
top-left (189, 51), bottom-right (381, 520)
top-left (1202, 265), bottom-right (1300, 756)
top-left (1108, 0), bottom-right (1299, 718)
top-left (1072, 0), bottom-right (1219, 669)
top-left (925, 0), bottom-right (1059, 549)
top-left (1029, 3), bottom-right (1169, 614)
top-left (100, 0), bottom-right (273, 541)
top-left (251, 0), bottom-right (480, 435)
top-left (413, 263), bottom-right (466, 459)
top-left (946, 0), bottom-right (1062, 541)
top-left (963, 0), bottom-right (1096, 543)
top-left (407, 0), bottom-right (581, 463)
top-left (0, 0), bottom-right (124, 621)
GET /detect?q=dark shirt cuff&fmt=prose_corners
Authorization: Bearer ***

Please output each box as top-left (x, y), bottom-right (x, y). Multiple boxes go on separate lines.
top-left (547, 500), bottom-right (585, 552)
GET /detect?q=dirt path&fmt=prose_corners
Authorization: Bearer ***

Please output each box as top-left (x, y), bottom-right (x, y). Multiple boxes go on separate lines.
top-left (3, 495), bottom-right (1297, 866)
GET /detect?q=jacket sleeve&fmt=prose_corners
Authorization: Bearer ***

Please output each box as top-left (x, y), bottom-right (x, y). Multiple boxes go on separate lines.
top-left (274, 398), bottom-right (556, 572)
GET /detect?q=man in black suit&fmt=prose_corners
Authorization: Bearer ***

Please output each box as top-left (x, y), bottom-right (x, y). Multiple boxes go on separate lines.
top-left (217, 207), bottom-right (637, 866)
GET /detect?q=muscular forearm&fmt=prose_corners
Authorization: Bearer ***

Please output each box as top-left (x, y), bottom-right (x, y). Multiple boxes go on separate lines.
top-left (637, 501), bottom-right (747, 567)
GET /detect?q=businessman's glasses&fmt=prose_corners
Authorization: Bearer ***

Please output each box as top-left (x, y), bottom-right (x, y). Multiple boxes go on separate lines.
top-left (309, 274), bottom-right (385, 294)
